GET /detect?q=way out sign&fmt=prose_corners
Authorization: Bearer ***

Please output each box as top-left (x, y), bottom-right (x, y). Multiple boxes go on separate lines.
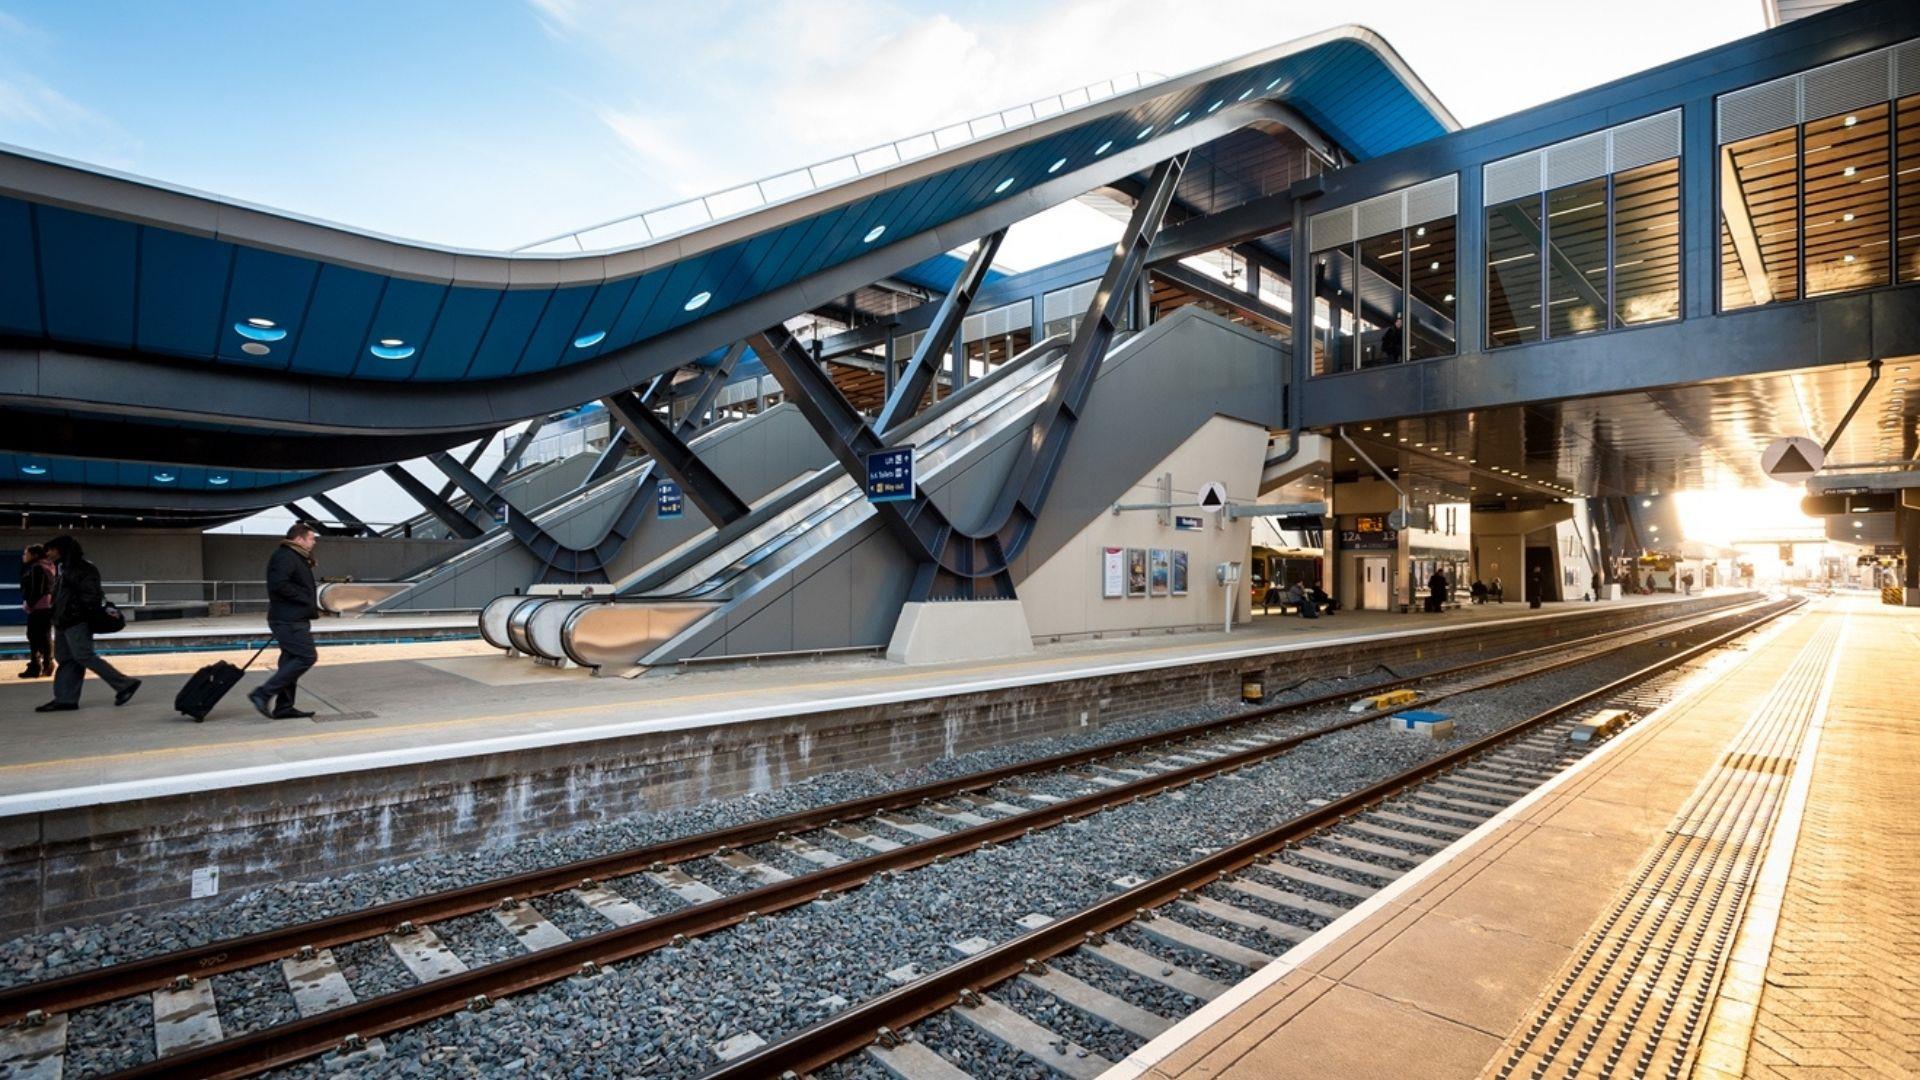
top-left (866, 447), bottom-right (915, 503)
top-left (1761, 436), bottom-right (1825, 484)
top-left (656, 479), bottom-right (684, 519)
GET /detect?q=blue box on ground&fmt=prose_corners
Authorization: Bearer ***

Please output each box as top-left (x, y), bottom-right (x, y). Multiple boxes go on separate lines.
top-left (1388, 709), bottom-right (1454, 739)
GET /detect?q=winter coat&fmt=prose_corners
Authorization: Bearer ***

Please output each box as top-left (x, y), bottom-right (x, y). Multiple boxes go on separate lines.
top-left (266, 542), bottom-right (319, 623)
top-left (50, 557), bottom-right (104, 630)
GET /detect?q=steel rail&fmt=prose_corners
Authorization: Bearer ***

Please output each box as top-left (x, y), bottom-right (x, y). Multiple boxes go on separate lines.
top-left (0, 596), bottom-right (1756, 1027)
top-left (704, 597), bottom-right (1804, 1079)
top-left (90, 599), bottom-right (1783, 1079)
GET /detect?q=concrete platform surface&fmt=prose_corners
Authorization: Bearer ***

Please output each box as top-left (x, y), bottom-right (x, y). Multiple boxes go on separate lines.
top-left (1107, 594), bottom-right (1916, 1080)
top-left (0, 592), bottom-right (1719, 811)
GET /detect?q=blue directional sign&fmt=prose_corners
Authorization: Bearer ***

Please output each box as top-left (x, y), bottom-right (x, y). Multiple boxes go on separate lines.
top-left (656, 478), bottom-right (684, 519)
top-left (866, 447), bottom-right (916, 504)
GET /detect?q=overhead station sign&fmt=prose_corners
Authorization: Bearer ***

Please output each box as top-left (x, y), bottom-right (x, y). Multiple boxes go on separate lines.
top-left (1762, 436), bottom-right (1825, 483)
top-left (866, 447), bottom-right (915, 504)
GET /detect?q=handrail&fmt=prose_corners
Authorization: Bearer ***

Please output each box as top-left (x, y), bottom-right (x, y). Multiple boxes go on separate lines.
top-left (512, 71), bottom-right (1163, 255)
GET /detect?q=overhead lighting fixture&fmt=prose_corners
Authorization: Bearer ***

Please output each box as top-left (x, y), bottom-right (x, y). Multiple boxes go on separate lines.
top-left (1844, 114), bottom-right (1858, 127)
top-left (1429, 261), bottom-right (1440, 271)
top-left (1844, 254), bottom-right (1857, 263)
top-left (1443, 293), bottom-right (1455, 303)
top-left (245, 317), bottom-right (277, 329)
top-left (1843, 166), bottom-right (1857, 177)
top-left (208, 475), bottom-right (229, 486)
top-left (993, 176), bottom-right (1016, 194)
top-left (241, 342), bottom-right (270, 356)
top-left (20, 463), bottom-right (47, 475)
top-left (1207, 100), bottom-right (1223, 113)
top-left (154, 472), bottom-right (176, 483)
top-left (233, 322), bottom-right (287, 343)
top-left (573, 330), bottom-right (607, 349)
top-left (1136, 125), bottom-right (1154, 140)
top-left (1415, 226), bottom-right (1426, 237)
top-left (1238, 88), bottom-right (1253, 101)
top-left (684, 291), bottom-right (712, 312)
top-left (863, 225), bottom-right (887, 243)
top-left (1047, 158), bottom-right (1066, 174)
top-left (1094, 140), bottom-right (1113, 155)
top-left (370, 341), bottom-right (415, 360)
top-left (1173, 111), bottom-right (1190, 125)
top-left (1843, 212), bottom-right (1855, 222)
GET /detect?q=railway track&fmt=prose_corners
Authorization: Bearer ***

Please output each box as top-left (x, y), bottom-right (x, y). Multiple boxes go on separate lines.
top-left (714, 597), bottom-right (1802, 1080)
top-left (0, 595), bottom-right (1786, 1079)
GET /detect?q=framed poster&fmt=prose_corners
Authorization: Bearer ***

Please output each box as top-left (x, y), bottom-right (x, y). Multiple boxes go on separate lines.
top-left (1171, 550), bottom-right (1189, 595)
top-left (1149, 549), bottom-right (1170, 596)
top-left (1126, 548), bottom-right (1148, 597)
top-left (1102, 546), bottom-right (1125, 598)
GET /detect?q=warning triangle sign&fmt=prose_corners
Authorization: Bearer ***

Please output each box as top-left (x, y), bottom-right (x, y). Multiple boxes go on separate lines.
top-left (1198, 481), bottom-right (1228, 512)
top-left (1771, 443), bottom-right (1814, 477)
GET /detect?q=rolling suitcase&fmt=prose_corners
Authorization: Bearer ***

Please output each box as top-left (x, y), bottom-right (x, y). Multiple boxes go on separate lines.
top-left (175, 639), bottom-right (273, 722)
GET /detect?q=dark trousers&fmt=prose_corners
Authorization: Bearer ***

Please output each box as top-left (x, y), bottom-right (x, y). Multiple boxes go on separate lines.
top-left (25, 609), bottom-right (53, 669)
top-left (52, 622), bottom-right (134, 704)
top-left (256, 620), bottom-right (317, 709)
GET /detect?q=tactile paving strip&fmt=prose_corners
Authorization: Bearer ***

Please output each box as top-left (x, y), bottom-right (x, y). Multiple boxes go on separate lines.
top-left (1487, 615), bottom-right (1843, 1080)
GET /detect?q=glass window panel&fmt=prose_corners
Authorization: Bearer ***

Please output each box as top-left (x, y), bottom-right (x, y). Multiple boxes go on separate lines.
top-left (1611, 159), bottom-right (1681, 325)
top-left (1311, 247), bottom-right (1356, 373)
top-left (1486, 196), bottom-right (1543, 347)
top-left (1547, 178), bottom-right (1609, 338)
top-left (1356, 232), bottom-right (1405, 367)
top-left (1407, 216), bottom-right (1456, 359)
top-left (1719, 127), bottom-right (1800, 309)
top-left (1804, 103), bottom-right (1890, 296)
top-left (1901, 96), bottom-right (1920, 284)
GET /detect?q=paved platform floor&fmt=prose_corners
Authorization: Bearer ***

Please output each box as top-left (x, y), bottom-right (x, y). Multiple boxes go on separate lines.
top-left (0, 592), bottom-right (1717, 810)
top-left (1108, 594), bottom-right (1915, 1080)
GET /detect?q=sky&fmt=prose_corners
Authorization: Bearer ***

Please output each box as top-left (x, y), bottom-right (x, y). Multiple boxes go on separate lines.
top-left (0, 0), bottom-right (1780, 532)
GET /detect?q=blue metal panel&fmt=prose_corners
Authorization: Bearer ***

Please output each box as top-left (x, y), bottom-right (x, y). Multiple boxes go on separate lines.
top-left (465, 287), bottom-right (553, 379)
top-left (516, 283), bottom-right (599, 375)
top-left (291, 264), bottom-right (386, 376)
top-left (136, 228), bottom-right (230, 358)
top-left (218, 246), bottom-right (319, 368)
top-left (414, 286), bottom-right (500, 381)
top-left (563, 275), bottom-right (639, 362)
top-left (1, 451), bottom-right (316, 490)
top-left (36, 205), bottom-right (135, 348)
top-left (0, 198), bottom-right (41, 335)
top-left (605, 267), bottom-right (669, 347)
top-left (352, 276), bottom-right (448, 380)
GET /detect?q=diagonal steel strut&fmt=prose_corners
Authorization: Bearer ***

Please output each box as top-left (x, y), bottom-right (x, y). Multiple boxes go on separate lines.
top-left (875, 228), bottom-right (1005, 436)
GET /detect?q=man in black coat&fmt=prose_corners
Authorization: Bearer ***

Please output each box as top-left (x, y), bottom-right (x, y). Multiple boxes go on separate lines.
top-left (37, 534), bottom-right (139, 711)
top-left (249, 522), bottom-right (321, 719)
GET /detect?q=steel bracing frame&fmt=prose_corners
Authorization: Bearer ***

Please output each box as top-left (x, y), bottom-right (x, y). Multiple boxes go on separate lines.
top-left (381, 465), bottom-right (486, 540)
top-left (874, 229), bottom-right (1006, 435)
top-left (434, 432), bottom-right (495, 503)
top-left (282, 502), bottom-right (356, 537)
top-left (750, 152), bottom-right (1189, 601)
top-left (308, 491), bottom-right (374, 537)
top-left (602, 389), bottom-right (750, 525)
top-left (488, 417), bottom-right (547, 484)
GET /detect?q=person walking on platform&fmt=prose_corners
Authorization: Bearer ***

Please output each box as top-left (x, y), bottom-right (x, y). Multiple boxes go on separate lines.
top-left (1426, 567), bottom-right (1448, 613)
top-left (36, 535), bottom-right (139, 712)
top-left (18, 545), bottom-right (56, 678)
top-left (249, 522), bottom-right (321, 720)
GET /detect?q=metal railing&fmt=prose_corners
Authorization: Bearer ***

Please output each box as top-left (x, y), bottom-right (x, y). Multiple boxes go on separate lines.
top-left (102, 580), bottom-right (270, 611)
top-left (512, 71), bottom-right (1163, 255)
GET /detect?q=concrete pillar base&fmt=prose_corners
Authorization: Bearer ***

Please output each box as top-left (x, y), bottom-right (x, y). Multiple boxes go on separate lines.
top-left (886, 600), bottom-right (1036, 665)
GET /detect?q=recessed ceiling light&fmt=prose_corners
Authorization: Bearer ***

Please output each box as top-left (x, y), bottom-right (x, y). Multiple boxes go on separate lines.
top-left (1238, 88), bottom-right (1252, 101)
top-left (1844, 114), bottom-right (1858, 127)
top-left (573, 330), bottom-right (608, 349)
top-left (1136, 125), bottom-right (1154, 140)
top-left (370, 342), bottom-right (415, 360)
top-left (1843, 212), bottom-right (1855, 222)
top-left (1173, 111), bottom-right (1190, 125)
top-left (246, 317), bottom-right (276, 329)
top-left (1415, 226), bottom-right (1426, 237)
top-left (20, 463), bottom-right (46, 475)
top-left (208, 475), bottom-right (229, 486)
top-left (1047, 158), bottom-right (1066, 174)
top-left (378, 338), bottom-right (404, 347)
top-left (234, 322), bottom-right (287, 342)
top-left (994, 176), bottom-right (1016, 194)
top-left (1844, 166), bottom-right (1857, 177)
top-left (1429, 261), bottom-right (1440, 271)
top-left (154, 472), bottom-right (176, 483)
top-left (684, 291), bottom-right (712, 312)
top-left (863, 225), bottom-right (887, 243)
top-left (1207, 100), bottom-right (1223, 113)
top-left (241, 342), bottom-right (270, 356)
top-left (1443, 293), bottom-right (1455, 303)
top-left (1844, 254), bottom-right (1857, 263)
top-left (1095, 140), bottom-right (1113, 155)
top-left (1266, 76), bottom-right (1283, 90)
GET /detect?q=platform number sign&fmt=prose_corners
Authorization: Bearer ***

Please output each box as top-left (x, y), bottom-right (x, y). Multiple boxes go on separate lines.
top-left (657, 479), bottom-right (684, 520)
top-left (866, 447), bottom-right (915, 504)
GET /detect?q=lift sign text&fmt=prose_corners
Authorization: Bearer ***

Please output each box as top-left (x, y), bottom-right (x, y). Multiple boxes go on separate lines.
top-left (657, 479), bottom-right (684, 519)
top-left (866, 447), bottom-right (916, 504)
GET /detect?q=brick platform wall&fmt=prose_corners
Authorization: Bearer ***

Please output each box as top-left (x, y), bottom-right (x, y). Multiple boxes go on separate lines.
top-left (0, 595), bottom-right (1748, 933)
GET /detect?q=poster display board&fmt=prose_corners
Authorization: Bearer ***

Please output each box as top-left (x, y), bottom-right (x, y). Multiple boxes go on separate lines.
top-left (1149, 549), bottom-right (1171, 596)
top-left (1102, 547), bottom-right (1125, 598)
top-left (1172, 550), bottom-right (1189, 595)
top-left (1127, 548), bottom-right (1148, 596)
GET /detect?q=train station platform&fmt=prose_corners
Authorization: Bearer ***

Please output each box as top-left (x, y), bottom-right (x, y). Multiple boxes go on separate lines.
top-left (1107, 593), bottom-right (1916, 1080)
top-left (0, 592), bottom-right (1747, 931)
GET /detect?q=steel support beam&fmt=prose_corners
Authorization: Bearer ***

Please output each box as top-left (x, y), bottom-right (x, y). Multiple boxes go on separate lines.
top-left (876, 230), bottom-right (1005, 436)
top-left (748, 152), bottom-right (1189, 601)
top-left (603, 390), bottom-right (750, 525)
top-left (282, 502), bottom-right (355, 537)
top-left (309, 492), bottom-right (374, 537)
top-left (585, 372), bottom-right (675, 485)
top-left (435, 432), bottom-right (495, 502)
top-left (1147, 190), bottom-right (1295, 266)
top-left (678, 341), bottom-right (747, 434)
top-left (381, 465), bottom-right (486, 540)
top-left (488, 417), bottom-right (548, 484)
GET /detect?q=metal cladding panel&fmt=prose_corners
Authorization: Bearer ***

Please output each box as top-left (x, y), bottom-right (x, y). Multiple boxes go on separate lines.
top-left (1403, 175), bottom-right (1458, 227)
top-left (352, 277), bottom-right (447, 380)
top-left (136, 228), bottom-right (229, 358)
top-left (516, 283), bottom-right (599, 375)
top-left (0, 452), bottom-right (315, 491)
top-left (0, 199), bottom-right (39, 335)
top-left (290, 264), bottom-right (385, 377)
top-left (36, 205), bottom-right (136, 349)
top-left (1801, 49), bottom-right (1892, 121)
top-left (566, 274), bottom-right (640, 362)
top-left (465, 287), bottom-right (552, 380)
top-left (1718, 74), bottom-right (1799, 143)
top-left (1900, 39), bottom-right (1920, 97)
top-left (1310, 205), bottom-right (1355, 251)
top-left (1483, 153), bottom-right (1546, 205)
top-left (1545, 131), bottom-right (1609, 190)
top-left (218, 246), bottom-right (319, 368)
top-left (414, 286), bottom-right (501, 381)
top-left (1355, 190), bottom-right (1403, 241)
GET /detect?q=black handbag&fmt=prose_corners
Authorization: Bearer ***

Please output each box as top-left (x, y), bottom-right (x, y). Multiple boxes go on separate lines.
top-left (89, 601), bottom-right (127, 635)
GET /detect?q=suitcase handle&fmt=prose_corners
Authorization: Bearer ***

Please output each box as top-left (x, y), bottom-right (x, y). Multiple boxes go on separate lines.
top-left (242, 638), bottom-right (276, 671)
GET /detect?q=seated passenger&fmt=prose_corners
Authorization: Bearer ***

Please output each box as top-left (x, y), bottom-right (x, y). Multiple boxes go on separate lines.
top-left (1470, 579), bottom-right (1489, 604)
top-left (1309, 583), bottom-right (1335, 615)
top-left (1286, 581), bottom-right (1316, 619)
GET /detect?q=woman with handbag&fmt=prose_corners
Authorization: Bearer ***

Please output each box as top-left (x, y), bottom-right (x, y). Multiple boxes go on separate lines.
top-left (37, 534), bottom-right (139, 712)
